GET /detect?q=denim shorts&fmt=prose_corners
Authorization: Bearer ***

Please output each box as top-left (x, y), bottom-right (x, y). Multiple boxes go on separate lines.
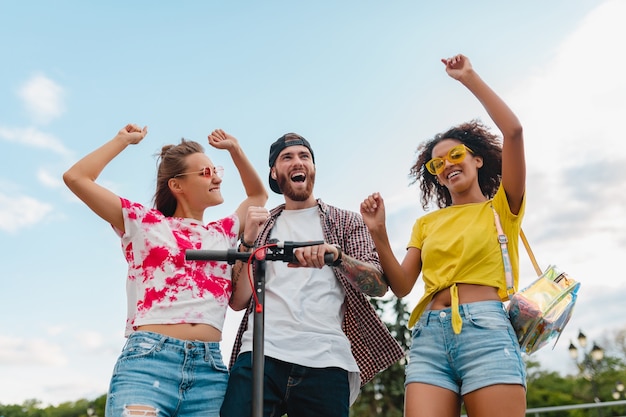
top-left (105, 331), bottom-right (229, 417)
top-left (405, 301), bottom-right (526, 395)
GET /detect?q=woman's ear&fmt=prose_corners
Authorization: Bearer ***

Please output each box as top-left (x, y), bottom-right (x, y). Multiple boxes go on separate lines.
top-left (474, 156), bottom-right (484, 169)
top-left (168, 178), bottom-right (183, 194)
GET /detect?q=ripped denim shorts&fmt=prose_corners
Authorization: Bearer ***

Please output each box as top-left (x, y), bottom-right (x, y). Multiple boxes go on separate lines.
top-left (105, 331), bottom-right (228, 417)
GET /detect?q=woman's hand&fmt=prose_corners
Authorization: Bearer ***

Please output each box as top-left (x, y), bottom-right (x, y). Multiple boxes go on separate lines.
top-left (118, 123), bottom-right (148, 145)
top-left (241, 206), bottom-right (270, 247)
top-left (360, 192), bottom-right (386, 233)
top-left (208, 129), bottom-right (239, 151)
top-left (441, 54), bottom-right (473, 81)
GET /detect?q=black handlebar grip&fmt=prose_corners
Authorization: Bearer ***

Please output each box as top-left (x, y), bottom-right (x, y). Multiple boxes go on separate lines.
top-left (185, 250), bottom-right (229, 261)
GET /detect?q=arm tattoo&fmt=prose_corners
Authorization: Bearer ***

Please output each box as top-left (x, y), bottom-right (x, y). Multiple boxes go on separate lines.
top-left (339, 254), bottom-right (387, 297)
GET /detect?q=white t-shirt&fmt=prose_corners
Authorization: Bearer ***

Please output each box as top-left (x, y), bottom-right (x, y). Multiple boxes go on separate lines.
top-left (116, 198), bottom-right (239, 336)
top-left (240, 206), bottom-right (358, 373)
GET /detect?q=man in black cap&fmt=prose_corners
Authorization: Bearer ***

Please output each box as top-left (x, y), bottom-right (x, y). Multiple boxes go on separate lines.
top-left (221, 133), bottom-right (404, 417)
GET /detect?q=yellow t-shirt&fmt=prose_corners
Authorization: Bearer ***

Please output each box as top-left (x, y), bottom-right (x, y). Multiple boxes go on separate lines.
top-left (407, 185), bottom-right (525, 332)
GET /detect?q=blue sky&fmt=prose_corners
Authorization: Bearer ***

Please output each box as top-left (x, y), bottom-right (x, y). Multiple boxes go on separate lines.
top-left (2, 0), bottom-right (625, 406)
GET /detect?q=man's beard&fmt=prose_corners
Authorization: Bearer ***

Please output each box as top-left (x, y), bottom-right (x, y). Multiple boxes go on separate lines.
top-left (276, 171), bottom-right (315, 201)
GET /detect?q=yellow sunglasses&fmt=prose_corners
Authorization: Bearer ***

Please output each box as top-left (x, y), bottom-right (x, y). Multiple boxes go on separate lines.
top-left (425, 144), bottom-right (474, 175)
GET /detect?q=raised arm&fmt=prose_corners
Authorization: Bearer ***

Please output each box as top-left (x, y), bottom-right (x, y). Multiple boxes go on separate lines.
top-left (360, 192), bottom-right (422, 297)
top-left (208, 129), bottom-right (268, 235)
top-left (442, 54), bottom-right (526, 214)
top-left (62, 124), bottom-right (148, 232)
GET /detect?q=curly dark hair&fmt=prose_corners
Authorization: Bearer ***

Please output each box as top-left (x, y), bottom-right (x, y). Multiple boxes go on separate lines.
top-left (152, 139), bottom-right (205, 217)
top-left (409, 120), bottom-right (502, 210)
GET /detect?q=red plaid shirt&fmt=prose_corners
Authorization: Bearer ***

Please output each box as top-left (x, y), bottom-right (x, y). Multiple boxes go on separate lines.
top-left (229, 199), bottom-right (404, 386)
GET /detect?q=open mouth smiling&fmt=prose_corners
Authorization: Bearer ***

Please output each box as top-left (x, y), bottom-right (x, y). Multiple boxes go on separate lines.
top-left (291, 171), bottom-right (306, 183)
top-left (447, 170), bottom-right (461, 180)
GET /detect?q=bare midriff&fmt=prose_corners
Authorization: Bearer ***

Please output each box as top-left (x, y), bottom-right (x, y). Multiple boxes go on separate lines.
top-left (136, 323), bottom-right (222, 342)
top-left (428, 283), bottom-right (501, 310)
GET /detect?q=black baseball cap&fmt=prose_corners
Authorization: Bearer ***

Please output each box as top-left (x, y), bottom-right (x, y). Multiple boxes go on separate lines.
top-left (268, 133), bottom-right (315, 194)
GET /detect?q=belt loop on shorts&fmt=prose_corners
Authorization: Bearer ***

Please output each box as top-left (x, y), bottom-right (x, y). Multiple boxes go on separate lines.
top-left (156, 334), bottom-right (168, 351)
top-left (424, 311), bottom-right (431, 326)
top-left (204, 342), bottom-right (211, 361)
top-left (460, 303), bottom-right (471, 320)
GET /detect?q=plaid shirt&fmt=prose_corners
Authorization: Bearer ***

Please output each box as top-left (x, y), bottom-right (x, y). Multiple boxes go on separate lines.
top-left (229, 199), bottom-right (404, 386)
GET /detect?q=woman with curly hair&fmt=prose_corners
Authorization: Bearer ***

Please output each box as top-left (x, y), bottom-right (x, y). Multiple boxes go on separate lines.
top-left (361, 54), bottom-right (526, 417)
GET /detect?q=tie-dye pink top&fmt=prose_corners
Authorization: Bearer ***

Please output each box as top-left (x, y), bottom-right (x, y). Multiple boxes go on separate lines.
top-left (115, 198), bottom-right (239, 336)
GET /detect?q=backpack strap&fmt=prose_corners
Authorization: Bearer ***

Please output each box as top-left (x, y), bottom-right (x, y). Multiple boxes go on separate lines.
top-left (491, 206), bottom-right (544, 300)
top-left (491, 205), bottom-right (515, 300)
top-left (520, 229), bottom-right (542, 276)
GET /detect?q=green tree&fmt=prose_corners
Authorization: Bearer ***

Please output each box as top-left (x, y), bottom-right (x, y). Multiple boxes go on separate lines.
top-left (525, 359), bottom-right (579, 417)
top-left (0, 402), bottom-right (30, 417)
top-left (563, 326), bottom-right (626, 417)
top-left (0, 395), bottom-right (107, 417)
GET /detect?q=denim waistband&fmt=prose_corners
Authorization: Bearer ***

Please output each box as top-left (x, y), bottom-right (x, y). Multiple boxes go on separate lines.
top-left (129, 330), bottom-right (221, 352)
top-left (421, 300), bottom-right (505, 325)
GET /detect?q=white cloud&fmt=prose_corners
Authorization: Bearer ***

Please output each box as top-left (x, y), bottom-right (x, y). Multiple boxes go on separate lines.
top-left (37, 167), bottom-right (65, 188)
top-left (46, 325), bottom-right (66, 336)
top-left (0, 335), bottom-right (67, 367)
top-left (0, 364), bottom-right (110, 407)
top-left (0, 192), bottom-right (54, 233)
top-left (75, 331), bottom-right (105, 351)
top-left (508, 0), bottom-right (626, 292)
top-left (0, 332), bottom-right (120, 405)
top-left (0, 126), bottom-right (71, 156)
top-left (509, 0), bottom-right (626, 170)
top-left (18, 74), bottom-right (65, 124)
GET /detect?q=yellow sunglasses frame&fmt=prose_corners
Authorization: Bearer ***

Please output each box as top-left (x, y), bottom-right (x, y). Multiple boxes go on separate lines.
top-left (425, 144), bottom-right (474, 175)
